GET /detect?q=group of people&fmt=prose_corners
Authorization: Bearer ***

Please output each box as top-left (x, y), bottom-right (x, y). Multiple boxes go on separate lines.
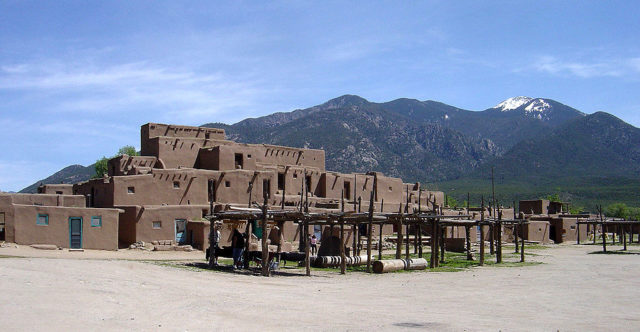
top-left (207, 223), bottom-right (245, 269)
top-left (209, 224), bottom-right (320, 269)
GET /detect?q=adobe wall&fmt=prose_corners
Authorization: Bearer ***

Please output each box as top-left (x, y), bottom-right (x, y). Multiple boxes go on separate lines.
top-left (142, 123), bottom-right (225, 141)
top-left (257, 144), bottom-right (325, 171)
top-left (551, 217), bottom-right (588, 243)
top-left (375, 174), bottom-right (403, 204)
top-left (214, 170), bottom-right (277, 206)
top-left (108, 155), bottom-right (159, 176)
top-left (37, 184), bottom-right (73, 195)
top-left (132, 205), bottom-right (210, 245)
top-left (11, 204), bottom-right (119, 250)
top-left (523, 220), bottom-right (550, 244)
top-left (73, 179), bottom-right (115, 208)
top-left (1, 193), bottom-right (85, 208)
top-left (520, 200), bottom-right (549, 215)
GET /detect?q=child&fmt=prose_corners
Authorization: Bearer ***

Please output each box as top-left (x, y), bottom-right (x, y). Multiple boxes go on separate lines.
top-left (310, 234), bottom-right (317, 255)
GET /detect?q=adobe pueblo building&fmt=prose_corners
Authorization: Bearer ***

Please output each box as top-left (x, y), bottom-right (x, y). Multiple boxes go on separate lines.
top-left (1, 123), bottom-right (444, 251)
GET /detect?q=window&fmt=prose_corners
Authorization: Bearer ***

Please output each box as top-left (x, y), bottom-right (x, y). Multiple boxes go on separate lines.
top-left (225, 181), bottom-right (231, 187)
top-left (277, 173), bottom-right (285, 190)
top-left (247, 154), bottom-right (252, 159)
top-left (37, 214), bottom-right (49, 226)
top-left (127, 186), bottom-right (135, 194)
top-left (152, 221), bottom-right (162, 229)
top-left (173, 181), bottom-right (180, 189)
top-left (91, 216), bottom-right (102, 227)
top-left (234, 153), bottom-right (243, 169)
top-left (56, 191), bottom-right (63, 195)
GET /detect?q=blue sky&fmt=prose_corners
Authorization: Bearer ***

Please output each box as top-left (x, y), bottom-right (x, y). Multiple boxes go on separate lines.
top-left (1, 1), bottom-right (639, 192)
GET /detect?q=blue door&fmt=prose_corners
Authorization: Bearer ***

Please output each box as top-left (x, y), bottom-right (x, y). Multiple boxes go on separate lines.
top-left (175, 219), bottom-right (187, 245)
top-left (69, 217), bottom-right (83, 249)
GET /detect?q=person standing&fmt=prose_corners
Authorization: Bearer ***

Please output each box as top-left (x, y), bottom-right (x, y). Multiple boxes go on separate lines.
top-left (310, 234), bottom-right (318, 255)
top-left (232, 228), bottom-right (245, 269)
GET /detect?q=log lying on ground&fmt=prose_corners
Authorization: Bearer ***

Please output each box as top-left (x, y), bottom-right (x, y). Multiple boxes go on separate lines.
top-left (405, 258), bottom-right (428, 270)
top-left (373, 259), bottom-right (407, 273)
top-left (316, 255), bottom-right (369, 267)
top-left (372, 258), bottom-right (428, 273)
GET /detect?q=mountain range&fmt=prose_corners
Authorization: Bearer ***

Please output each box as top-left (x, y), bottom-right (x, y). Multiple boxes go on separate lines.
top-left (19, 95), bottom-right (640, 210)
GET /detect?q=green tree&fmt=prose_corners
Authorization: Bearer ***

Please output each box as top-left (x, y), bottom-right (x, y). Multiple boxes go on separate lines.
top-left (92, 145), bottom-right (139, 178)
top-left (605, 203), bottom-right (630, 219)
top-left (117, 145), bottom-right (139, 156)
top-left (543, 193), bottom-right (561, 202)
top-left (92, 157), bottom-right (109, 179)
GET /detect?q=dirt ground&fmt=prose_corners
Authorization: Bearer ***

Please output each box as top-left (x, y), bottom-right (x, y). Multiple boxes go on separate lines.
top-left (1, 244), bottom-right (639, 331)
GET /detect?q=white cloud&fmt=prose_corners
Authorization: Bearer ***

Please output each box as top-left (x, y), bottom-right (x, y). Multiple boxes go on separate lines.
top-left (529, 55), bottom-right (640, 78)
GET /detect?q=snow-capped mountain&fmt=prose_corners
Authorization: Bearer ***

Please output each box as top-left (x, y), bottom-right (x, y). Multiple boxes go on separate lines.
top-left (494, 96), bottom-right (533, 111)
top-left (491, 96), bottom-right (584, 122)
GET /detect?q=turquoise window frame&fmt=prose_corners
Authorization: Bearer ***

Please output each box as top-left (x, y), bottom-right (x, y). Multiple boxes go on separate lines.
top-left (36, 213), bottom-right (49, 226)
top-left (91, 216), bottom-right (102, 227)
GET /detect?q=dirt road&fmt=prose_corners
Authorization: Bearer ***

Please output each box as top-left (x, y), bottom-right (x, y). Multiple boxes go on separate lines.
top-left (1, 244), bottom-right (638, 331)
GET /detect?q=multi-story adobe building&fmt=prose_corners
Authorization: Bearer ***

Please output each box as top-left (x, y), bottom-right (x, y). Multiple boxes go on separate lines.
top-left (1, 123), bottom-right (445, 251)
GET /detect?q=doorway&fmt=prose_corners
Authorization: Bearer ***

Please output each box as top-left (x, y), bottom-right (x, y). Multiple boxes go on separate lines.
top-left (69, 217), bottom-right (83, 249)
top-left (175, 219), bottom-right (187, 245)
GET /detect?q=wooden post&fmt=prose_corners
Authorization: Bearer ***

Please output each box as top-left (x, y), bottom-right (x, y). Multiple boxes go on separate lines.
top-left (305, 220), bottom-right (311, 276)
top-left (281, 182), bottom-right (285, 210)
top-left (341, 189), bottom-right (345, 213)
top-left (496, 210), bottom-right (502, 264)
top-left (440, 224), bottom-right (445, 264)
top-left (465, 225), bottom-right (472, 260)
top-left (352, 222), bottom-right (357, 257)
top-left (418, 219), bottom-right (423, 259)
top-left (414, 220), bottom-right (418, 255)
top-left (576, 220), bottom-right (580, 244)
top-left (405, 219), bottom-right (410, 260)
top-left (396, 205), bottom-right (403, 259)
top-left (430, 218), bottom-right (436, 268)
top-left (358, 196), bottom-right (362, 213)
top-left (366, 191), bottom-right (374, 273)
top-left (623, 224), bottom-right (627, 251)
top-left (514, 223), bottom-right (520, 253)
top-left (602, 222), bottom-right (607, 253)
top-left (489, 222), bottom-right (495, 255)
top-left (243, 220), bottom-right (252, 269)
top-left (520, 221), bottom-right (525, 262)
top-left (340, 218), bottom-right (346, 274)
top-left (261, 195), bottom-right (269, 276)
top-left (480, 196), bottom-right (485, 266)
top-left (378, 221), bottom-right (384, 260)
top-left (479, 223), bottom-right (485, 266)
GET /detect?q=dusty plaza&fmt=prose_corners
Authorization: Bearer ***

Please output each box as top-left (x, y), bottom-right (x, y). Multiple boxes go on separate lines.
top-left (2, 122), bottom-right (640, 331)
top-left (1, 244), bottom-right (639, 331)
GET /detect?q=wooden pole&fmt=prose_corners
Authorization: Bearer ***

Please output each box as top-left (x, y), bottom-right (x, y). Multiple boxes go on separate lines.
top-left (352, 223), bottom-right (357, 257)
top-left (623, 225), bottom-right (627, 251)
top-left (379, 198), bottom-right (384, 260)
top-left (479, 195), bottom-right (485, 266)
top-left (479, 223), bottom-right (485, 266)
top-left (340, 218), bottom-right (346, 274)
top-left (396, 204), bottom-right (403, 259)
top-left (440, 224), bottom-right (445, 264)
top-left (418, 219), bottom-right (423, 259)
top-left (341, 189), bottom-right (345, 213)
top-left (465, 225), bottom-right (472, 260)
top-left (405, 218), bottom-right (410, 260)
top-left (305, 220), bottom-right (311, 276)
top-left (576, 219), bottom-right (580, 244)
top-left (520, 221), bottom-right (525, 262)
top-left (430, 218), bottom-right (436, 268)
top-left (367, 191), bottom-right (374, 273)
top-left (496, 207), bottom-right (502, 264)
top-left (261, 195), bottom-right (269, 276)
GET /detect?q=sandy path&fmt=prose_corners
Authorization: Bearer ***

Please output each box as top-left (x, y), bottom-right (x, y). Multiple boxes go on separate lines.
top-left (1, 245), bottom-right (639, 331)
